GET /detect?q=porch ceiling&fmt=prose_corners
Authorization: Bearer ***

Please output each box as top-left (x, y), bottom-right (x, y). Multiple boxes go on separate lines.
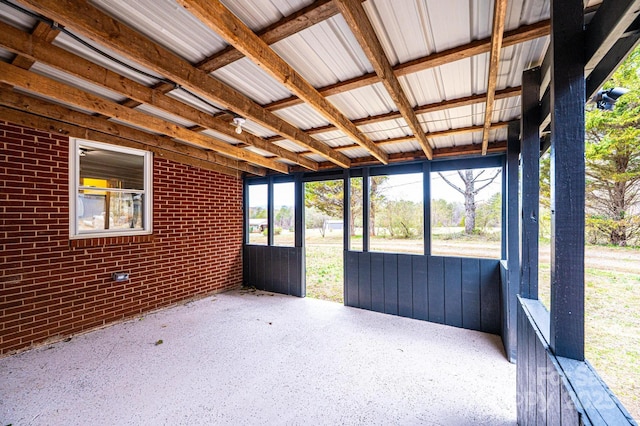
top-left (0, 0), bottom-right (605, 176)
top-left (0, 290), bottom-right (516, 424)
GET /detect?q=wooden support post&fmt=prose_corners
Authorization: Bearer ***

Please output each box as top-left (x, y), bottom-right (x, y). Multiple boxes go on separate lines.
top-left (423, 162), bottom-right (432, 256)
top-left (549, 0), bottom-right (585, 361)
top-left (504, 120), bottom-right (520, 362)
top-left (520, 67), bottom-right (541, 299)
top-left (295, 173), bottom-right (304, 249)
top-left (362, 168), bottom-right (370, 252)
top-left (268, 176), bottom-right (275, 247)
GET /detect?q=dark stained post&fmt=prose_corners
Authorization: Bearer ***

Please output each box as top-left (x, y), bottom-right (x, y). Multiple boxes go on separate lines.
top-left (267, 176), bottom-right (275, 246)
top-left (423, 162), bottom-right (431, 255)
top-left (520, 67), bottom-right (541, 299)
top-left (549, 0), bottom-right (585, 360)
top-left (295, 173), bottom-right (304, 249)
top-left (362, 167), bottom-right (370, 252)
top-left (243, 179), bottom-right (249, 245)
top-left (343, 169), bottom-right (350, 251)
top-left (505, 120), bottom-right (520, 362)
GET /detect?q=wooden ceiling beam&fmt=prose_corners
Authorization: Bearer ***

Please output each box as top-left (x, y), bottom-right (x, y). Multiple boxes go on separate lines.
top-left (482, 0), bottom-right (508, 155)
top-left (334, 0), bottom-right (433, 160)
top-left (265, 87), bottom-right (521, 143)
top-left (197, 0), bottom-right (341, 74)
top-left (300, 122), bottom-right (510, 154)
top-left (0, 61), bottom-right (288, 173)
top-left (0, 106), bottom-right (243, 177)
top-left (177, 0), bottom-right (388, 165)
top-left (0, 21), bottom-right (318, 171)
top-left (16, 0), bottom-right (351, 169)
top-left (263, 20), bottom-right (549, 112)
top-left (10, 21), bottom-right (59, 70)
top-left (310, 141), bottom-right (508, 170)
top-left (0, 89), bottom-right (264, 176)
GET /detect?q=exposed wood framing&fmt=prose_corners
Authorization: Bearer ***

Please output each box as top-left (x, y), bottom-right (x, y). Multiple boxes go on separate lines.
top-left (0, 20), bottom-right (318, 171)
top-left (0, 87), bottom-right (265, 176)
top-left (481, 0), bottom-right (508, 155)
top-left (1, 106), bottom-right (242, 177)
top-left (263, 88), bottom-right (520, 143)
top-left (16, 0), bottom-right (352, 169)
top-left (10, 21), bottom-right (58, 69)
top-left (584, 0), bottom-right (640, 76)
top-left (334, 0), bottom-right (433, 159)
top-left (177, 0), bottom-right (389, 165)
top-left (309, 142), bottom-right (508, 170)
top-left (323, 122), bottom-right (510, 154)
top-left (0, 62), bottom-right (287, 173)
top-left (263, 20), bottom-right (549, 112)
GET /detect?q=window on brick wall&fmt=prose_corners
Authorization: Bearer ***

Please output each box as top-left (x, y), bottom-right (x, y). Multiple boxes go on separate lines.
top-left (70, 139), bottom-right (152, 239)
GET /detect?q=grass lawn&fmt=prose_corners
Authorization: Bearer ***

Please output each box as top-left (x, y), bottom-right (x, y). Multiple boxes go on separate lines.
top-left (304, 230), bottom-right (640, 419)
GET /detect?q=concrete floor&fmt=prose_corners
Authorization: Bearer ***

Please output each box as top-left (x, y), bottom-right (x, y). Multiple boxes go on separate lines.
top-left (1, 290), bottom-right (516, 425)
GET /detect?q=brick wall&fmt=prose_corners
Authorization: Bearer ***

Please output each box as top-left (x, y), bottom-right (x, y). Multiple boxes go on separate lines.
top-left (0, 121), bottom-right (243, 355)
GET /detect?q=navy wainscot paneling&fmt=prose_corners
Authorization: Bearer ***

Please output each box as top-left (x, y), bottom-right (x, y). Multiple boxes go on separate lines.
top-left (461, 258), bottom-right (481, 331)
top-left (427, 256), bottom-right (445, 324)
top-left (370, 253), bottom-right (385, 312)
top-left (397, 255), bottom-right (413, 318)
top-left (243, 245), bottom-right (303, 297)
top-left (412, 255), bottom-right (428, 320)
top-left (358, 252), bottom-right (372, 310)
top-left (383, 254), bottom-right (398, 315)
top-left (444, 257), bottom-right (463, 328)
top-left (345, 251), bottom-right (359, 307)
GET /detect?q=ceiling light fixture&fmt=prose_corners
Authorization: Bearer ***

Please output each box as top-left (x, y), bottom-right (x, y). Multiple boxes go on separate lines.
top-left (232, 115), bottom-right (246, 134)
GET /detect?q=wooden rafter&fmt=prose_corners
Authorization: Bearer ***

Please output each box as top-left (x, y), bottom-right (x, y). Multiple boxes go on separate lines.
top-left (16, 0), bottom-right (352, 169)
top-left (481, 0), bottom-right (508, 155)
top-left (0, 20), bottom-right (318, 171)
top-left (298, 122), bottom-right (510, 155)
top-left (0, 88), bottom-right (265, 176)
top-left (310, 141), bottom-right (508, 170)
top-left (0, 62), bottom-right (287, 173)
top-left (264, 20), bottom-right (549, 112)
top-left (264, 87), bottom-right (520, 143)
top-left (334, 0), bottom-right (432, 160)
top-left (0, 105), bottom-right (244, 177)
top-left (10, 21), bottom-right (58, 69)
top-left (177, 0), bottom-right (389, 165)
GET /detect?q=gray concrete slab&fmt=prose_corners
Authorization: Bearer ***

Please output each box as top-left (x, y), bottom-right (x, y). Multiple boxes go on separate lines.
top-left (1, 290), bottom-right (516, 425)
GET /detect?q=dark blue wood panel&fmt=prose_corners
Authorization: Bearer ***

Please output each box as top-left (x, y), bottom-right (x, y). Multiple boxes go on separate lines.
top-left (412, 256), bottom-right (428, 320)
top-left (370, 253), bottom-right (385, 313)
top-left (444, 257), bottom-right (463, 327)
top-left (427, 256), bottom-right (445, 324)
top-left (461, 258), bottom-right (481, 331)
top-left (383, 254), bottom-right (398, 315)
top-left (397, 255), bottom-right (413, 318)
top-left (358, 252), bottom-right (372, 310)
top-left (480, 260), bottom-right (500, 334)
top-left (345, 251), bottom-right (359, 307)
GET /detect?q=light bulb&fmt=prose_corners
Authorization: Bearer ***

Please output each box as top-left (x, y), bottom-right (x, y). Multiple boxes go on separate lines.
top-left (233, 116), bottom-right (246, 134)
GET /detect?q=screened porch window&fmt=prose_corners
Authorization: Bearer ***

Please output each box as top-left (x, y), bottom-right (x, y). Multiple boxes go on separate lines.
top-left (70, 139), bottom-right (152, 239)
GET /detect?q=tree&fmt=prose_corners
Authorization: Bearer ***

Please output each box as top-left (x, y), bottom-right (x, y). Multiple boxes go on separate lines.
top-left (438, 169), bottom-right (501, 234)
top-left (585, 46), bottom-right (640, 246)
top-left (476, 192), bottom-right (502, 231)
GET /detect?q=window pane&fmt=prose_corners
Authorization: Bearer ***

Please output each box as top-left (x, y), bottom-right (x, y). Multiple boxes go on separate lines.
top-left (248, 184), bottom-right (268, 245)
top-left (79, 145), bottom-right (144, 189)
top-left (273, 182), bottom-right (295, 247)
top-left (77, 191), bottom-right (143, 232)
top-left (370, 173), bottom-right (424, 255)
top-left (430, 167), bottom-right (502, 258)
top-left (349, 177), bottom-right (363, 251)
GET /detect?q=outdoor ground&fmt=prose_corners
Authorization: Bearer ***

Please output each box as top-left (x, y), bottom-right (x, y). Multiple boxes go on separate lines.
top-left (302, 228), bottom-right (640, 420)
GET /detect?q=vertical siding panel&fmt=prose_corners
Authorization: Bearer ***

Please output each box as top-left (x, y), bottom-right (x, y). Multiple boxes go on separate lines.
top-left (516, 304), bottom-right (527, 426)
top-left (397, 255), bottom-right (413, 318)
top-left (383, 254), bottom-right (398, 315)
top-left (370, 253), bottom-right (385, 313)
top-left (480, 260), bottom-right (500, 334)
top-left (547, 357), bottom-right (561, 425)
top-left (358, 252), bottom-right (372, 310)
top-left (412, 256), bottom-right (428, 320)
top-left (461, 258), bottom-right (481, 330)
top-left (427, 256), bottom-right (445, 324)
top-left (345, 252), bottom-right (359, 307)
top-left (295, 247), bottom-right (304, 297)
top-left (527, 319), bottom-right (537, 425)
top-left (444, 257), bottom-right (463, 327)
top-left (536, 337), bottom-right (548, 425)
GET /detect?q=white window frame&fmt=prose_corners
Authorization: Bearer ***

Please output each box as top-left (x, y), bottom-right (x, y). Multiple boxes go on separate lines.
top-left (69, 138), bottom-right (152, 239)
